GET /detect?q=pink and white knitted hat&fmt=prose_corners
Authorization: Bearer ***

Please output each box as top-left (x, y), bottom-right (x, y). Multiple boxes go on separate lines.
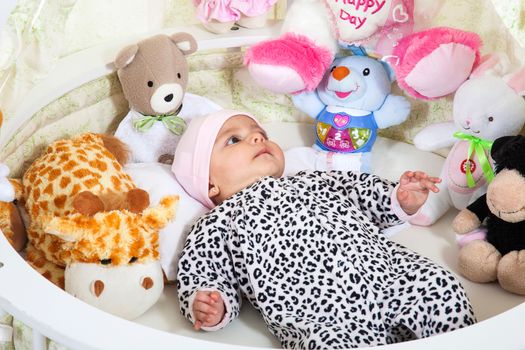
top-left (172, 109), bottom-right (260, 209)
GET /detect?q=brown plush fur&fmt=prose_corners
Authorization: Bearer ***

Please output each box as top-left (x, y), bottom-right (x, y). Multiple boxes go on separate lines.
top-left (458, 240), bottom-right (500, 283)
top-left (115, 33), bottom-right (197, 116)
top-left (498, 251), bottom-right (525, 295)
top-left (0, 202), bottom-right (27, 251)
top-left (101, 134), bottom-right (130, 165)
top-left (72, 191), bottom-right (105, 216)
top-left (452, 209), bottom-right (481, 234)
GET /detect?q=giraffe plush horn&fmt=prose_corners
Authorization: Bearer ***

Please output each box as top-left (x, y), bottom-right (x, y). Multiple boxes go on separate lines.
top-left (73, 191), bottom-right (105, 216)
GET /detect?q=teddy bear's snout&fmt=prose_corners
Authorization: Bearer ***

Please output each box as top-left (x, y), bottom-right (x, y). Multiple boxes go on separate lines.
top-left (150, 83), bottom-right (183, 114)
top-left (487, 169), bottom-right (525, 214)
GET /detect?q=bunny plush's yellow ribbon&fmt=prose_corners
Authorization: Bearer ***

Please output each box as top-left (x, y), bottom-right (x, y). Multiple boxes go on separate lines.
top-left (453, 132), bottom-right (494, 188)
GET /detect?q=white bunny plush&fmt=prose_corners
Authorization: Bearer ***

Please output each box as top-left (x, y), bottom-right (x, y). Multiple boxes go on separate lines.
top-left (410, 54), bottom-right (525, 226)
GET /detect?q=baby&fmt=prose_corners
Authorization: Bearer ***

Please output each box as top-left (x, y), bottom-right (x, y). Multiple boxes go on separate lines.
top-left (173, 110), bottom-right (475, 349)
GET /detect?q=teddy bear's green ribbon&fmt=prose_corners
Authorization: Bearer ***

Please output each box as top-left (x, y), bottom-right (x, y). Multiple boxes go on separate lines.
top-left (133, 114), bottom-right (186, 135)
top-left (453, 132), bottom-right (494, 188)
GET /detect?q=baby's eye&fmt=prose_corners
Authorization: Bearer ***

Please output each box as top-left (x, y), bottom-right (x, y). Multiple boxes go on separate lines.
top-left (227, 136), bottom-right (241, 145)
top-left (488, 116), bottom-right (494, 122)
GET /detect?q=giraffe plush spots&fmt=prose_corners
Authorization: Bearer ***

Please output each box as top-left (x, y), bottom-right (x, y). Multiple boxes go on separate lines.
top-left (15, 133), bottom-right (178, 319)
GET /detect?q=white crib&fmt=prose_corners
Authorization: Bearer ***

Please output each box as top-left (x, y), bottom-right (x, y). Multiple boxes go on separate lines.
top-left (1, 7), bottom-right (525, 350)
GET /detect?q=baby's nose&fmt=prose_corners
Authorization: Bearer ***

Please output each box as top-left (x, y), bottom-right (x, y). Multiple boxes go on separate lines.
top-left (250, 133), bottom-right (264, 144)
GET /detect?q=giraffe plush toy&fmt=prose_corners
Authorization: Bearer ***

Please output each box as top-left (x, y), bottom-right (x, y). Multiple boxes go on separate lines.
top-left (10, 133), bottom-right (178, 319)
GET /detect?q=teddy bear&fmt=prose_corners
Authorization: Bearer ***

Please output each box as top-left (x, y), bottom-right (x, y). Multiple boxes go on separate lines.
top-left (192, 0), bottom-right (279, 34)
top-left (408, 54), bottom-right (525, 226)
top-left (9, 133), bottom-right (178, 319)
top-left (284, 53), bottom-right (410, 174)
top-left (452, 135), bottom-right (525, 296)
top-left (114, 33), bottom-right (222, 164)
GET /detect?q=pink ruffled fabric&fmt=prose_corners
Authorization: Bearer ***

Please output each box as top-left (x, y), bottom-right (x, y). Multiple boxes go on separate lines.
top-left (193, 0), bottom-right (278, 23)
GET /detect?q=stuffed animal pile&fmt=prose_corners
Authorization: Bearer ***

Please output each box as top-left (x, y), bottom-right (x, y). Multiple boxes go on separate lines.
top-left (410, 55), bottom-right (525, 226)
top-left (453, 135), bottom-right (525, 296)
top-left (244, 0), bottom-right (446, 95)
top-left (9, 133), bottom-right (178, 319)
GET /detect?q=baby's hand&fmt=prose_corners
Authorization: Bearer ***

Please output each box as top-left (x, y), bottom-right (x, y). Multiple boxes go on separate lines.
top-left (397, 171), bottom-right (441, 215)
top-left (192, 290), bottom-right (225, 330)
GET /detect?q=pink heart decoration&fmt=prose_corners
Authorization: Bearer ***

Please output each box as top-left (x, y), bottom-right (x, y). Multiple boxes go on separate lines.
top-left (333, 114), bottom-right (350, 127)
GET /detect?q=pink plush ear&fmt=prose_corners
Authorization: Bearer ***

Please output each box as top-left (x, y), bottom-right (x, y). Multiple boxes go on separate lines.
top-left (392, 27), bottom-right (481, 100)
top-left (506, 66), bottom-right (525, 96)
top-left (469, 53), bottom-right (509, 78)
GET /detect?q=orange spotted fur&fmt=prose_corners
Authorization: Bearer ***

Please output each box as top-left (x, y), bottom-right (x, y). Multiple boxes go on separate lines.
top-left (16, 133), bottom-right (178, 288)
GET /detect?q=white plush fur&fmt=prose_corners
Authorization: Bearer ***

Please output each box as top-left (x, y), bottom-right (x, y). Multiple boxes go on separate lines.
top-left (411, 59), bottom-right (525, 226)
top-left (65, 262), bottom-right (164, 320)
top-left (281, 0), bottom-right (338, 54)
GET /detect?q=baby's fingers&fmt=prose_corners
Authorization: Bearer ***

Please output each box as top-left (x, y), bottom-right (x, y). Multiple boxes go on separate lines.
top-left (400, 171), bottom-right (414, 185)
top-left (209, 291), bottom-right (222, 303)
top-left (195, 292), bottom-right (217, 306)
top-left (194, 300), bottom-right (219, 315)
top-left (195, 310), bottom-right (217, 323)
top-left (427, 176), bottom-right (442, 184)
top-left (421, 178), bottom-right (440, 192)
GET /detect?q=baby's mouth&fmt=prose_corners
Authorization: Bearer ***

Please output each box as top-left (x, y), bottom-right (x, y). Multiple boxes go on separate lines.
top-left (254, 148), bottom-right (271, 158)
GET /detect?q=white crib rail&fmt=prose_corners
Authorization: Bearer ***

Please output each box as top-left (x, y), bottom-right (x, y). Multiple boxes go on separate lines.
top-left (3, 224), bottom-right (525, 350)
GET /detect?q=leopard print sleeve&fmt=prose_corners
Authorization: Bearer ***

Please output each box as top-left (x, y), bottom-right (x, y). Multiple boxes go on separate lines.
top-left (327, 171), bottom-right (404, 230)
top-left (177, 211), bottom-right (242, 331)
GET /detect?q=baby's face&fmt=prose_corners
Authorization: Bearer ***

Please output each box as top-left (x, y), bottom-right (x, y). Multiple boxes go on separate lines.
top-left (209, 115), bottom-right (285, 204)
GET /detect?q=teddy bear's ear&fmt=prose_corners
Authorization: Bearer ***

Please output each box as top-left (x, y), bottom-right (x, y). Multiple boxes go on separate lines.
top-left (170, 32), bottom-right (198, 55)
top-left (114, 44), bottom-right (139, 69)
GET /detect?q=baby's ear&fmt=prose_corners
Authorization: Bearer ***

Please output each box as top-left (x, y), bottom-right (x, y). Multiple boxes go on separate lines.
top-left (208, 184), bottom-right (220, 201)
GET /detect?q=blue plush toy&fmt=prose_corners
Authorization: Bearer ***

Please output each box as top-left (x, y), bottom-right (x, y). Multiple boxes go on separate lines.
top-left (288, 54), bottom-right (410, 174)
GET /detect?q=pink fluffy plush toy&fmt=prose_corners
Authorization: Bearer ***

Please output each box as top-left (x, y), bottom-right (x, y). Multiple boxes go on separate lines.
top-left (244, 1), bottom-right (482, 102)
top-left (392, 27), bottom-right (482, 100)
top-left (245, 0), bottom-right (444, 94)
top-left (193, 0), bottom-right (279, 34)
